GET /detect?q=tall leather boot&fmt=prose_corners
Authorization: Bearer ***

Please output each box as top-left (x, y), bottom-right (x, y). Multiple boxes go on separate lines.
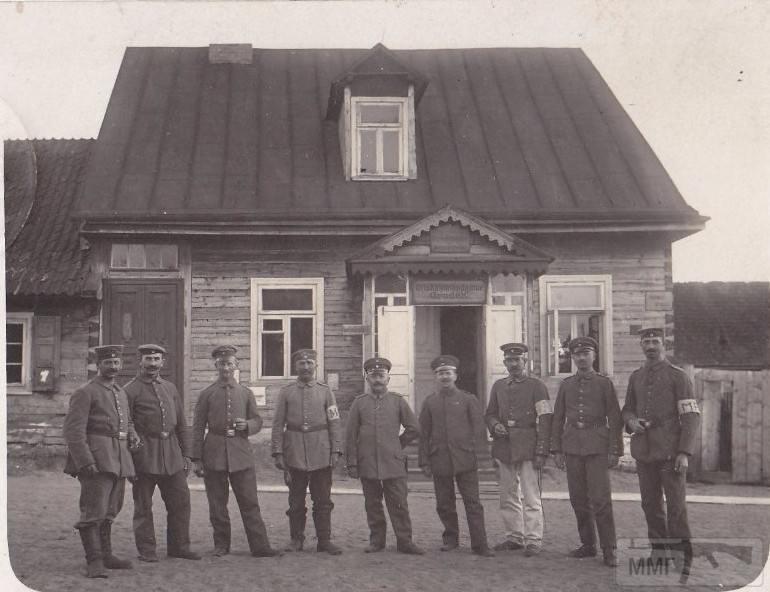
top-left (286, 511), bottom-right (306, 551)
top-left (78, 525), bottom-right (107, 578)
top-left (314, 512), bottom-right (342, 555)
top-left (99, 521), bottom-right (133, 569)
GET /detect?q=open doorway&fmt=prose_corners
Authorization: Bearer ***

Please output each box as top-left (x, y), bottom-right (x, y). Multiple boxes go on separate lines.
top-left (440, 307), bottom-right (482, 396)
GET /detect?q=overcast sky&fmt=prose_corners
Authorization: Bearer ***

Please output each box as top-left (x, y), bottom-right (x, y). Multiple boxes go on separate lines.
top-left (1, 0), bottom-right (768, 282)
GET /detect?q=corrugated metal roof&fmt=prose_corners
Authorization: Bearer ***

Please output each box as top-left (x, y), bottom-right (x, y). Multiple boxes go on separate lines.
top-left (674, 282), bottom-right (770, 369)
top-left (75, 46), bottom-right (704, 227)
top-left (4, 139), bottom-right (95, 296)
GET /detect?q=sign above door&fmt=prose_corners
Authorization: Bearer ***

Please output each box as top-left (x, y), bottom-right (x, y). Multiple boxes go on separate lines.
top-left (411, 278), bottom-right (487, 305)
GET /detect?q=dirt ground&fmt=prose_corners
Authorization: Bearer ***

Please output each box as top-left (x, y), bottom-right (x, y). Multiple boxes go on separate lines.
top-left (4, 470), bottom-right (769, 592)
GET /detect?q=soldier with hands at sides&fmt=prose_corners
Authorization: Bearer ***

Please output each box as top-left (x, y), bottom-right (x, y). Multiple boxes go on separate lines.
top-left (346, 357), bottom-right (424, 555)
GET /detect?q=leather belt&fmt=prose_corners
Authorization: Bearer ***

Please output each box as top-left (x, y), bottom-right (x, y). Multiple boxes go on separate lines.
top-left (506, 419), bottom-right (535, 428)
top-left (208, 428), bottom-right (242, 438)
top-left (286, 424), bottom-right (328, 433)
top-left (641, 416), bottom-right (678, 429)
top-left (142, 431), bottom-right (172, 440)
top-left (568, 421), bottom-right (606, 429)
top-left (88, 429), bottom-right (128, 440)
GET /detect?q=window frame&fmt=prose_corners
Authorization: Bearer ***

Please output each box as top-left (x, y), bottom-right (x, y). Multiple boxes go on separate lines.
top-left (538, 275), bottom-right (613, 377)
top-left (250, 278), bottom-right (325, 381)
top-left (110, 243), bottom-right (179, 270)
top-left (6, 312), bottom-right (33, 392)
top-left (350, 96), bottom-right (409, 180)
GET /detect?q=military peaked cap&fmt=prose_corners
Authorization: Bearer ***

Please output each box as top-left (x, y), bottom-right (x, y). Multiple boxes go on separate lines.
top-left (569, 336), bottom-right (598, 353)
top-left (500, 342), bottom-right (528, 356)
top-left (211, 345), bottom-right (238, 359)
top-left (431, 354), bottom-right (459, 372)
top-left (95, 345), bottom-right (123, 362)
top-left (638, 327), bottom-right (664, 339)
top-left (137, 343), bottom-right (166, 355)
top-left (291, 349), bottom-right (317, 363)
top-left (364, 357), bottom-right (392, 373)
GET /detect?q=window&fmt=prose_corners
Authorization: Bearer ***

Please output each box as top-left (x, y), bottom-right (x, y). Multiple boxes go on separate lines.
top-left (6, 313), bottom-right (32, 389)
top-left (111, 244), bottom-right (178, 269)
top-left (351, 98), bottom-right (409, 179)
top-left (250, 278), bottom-right (324, 380)
top-left (539, 275), bottom-right (613, 376)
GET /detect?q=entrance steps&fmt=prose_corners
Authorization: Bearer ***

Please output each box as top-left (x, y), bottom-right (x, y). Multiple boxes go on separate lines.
top-left (403, 443), bottom-right (497, 482)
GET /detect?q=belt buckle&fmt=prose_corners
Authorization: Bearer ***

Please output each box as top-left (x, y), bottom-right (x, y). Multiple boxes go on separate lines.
top-left (118, 431), bottom-right (128, 440)
top-left (226, 428), bottom-right (235, 438)
top-left (506, 420), bottom-right (516, 427)
top-left (160, 431), bottom-right (169, 439)
top-left (575, 421), bottom-right (586, 429)
top-left (301, 425), bottom-right (309, 432)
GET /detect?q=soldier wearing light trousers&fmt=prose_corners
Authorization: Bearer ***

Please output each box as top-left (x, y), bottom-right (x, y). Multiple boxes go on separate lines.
top-left (552, 336), bottom-right (623, 567)
top-left (418, 355), bottom-right (494, 557)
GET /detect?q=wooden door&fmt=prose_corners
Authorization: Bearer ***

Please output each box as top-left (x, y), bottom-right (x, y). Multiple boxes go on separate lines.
top-left (103, 279), bottom-right (183, 390)
top-left (376, 305), bottom-right (414, 405)
top-left (414, 307), bottom-right (441, 415)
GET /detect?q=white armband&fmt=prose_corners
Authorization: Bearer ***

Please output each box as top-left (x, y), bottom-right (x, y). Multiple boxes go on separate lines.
top-left (677, 399), bottom-right (700, 415)
top-left (326, 405), bottom-right (340, 421)
top-left (535, 399), bottom-right (553, 416)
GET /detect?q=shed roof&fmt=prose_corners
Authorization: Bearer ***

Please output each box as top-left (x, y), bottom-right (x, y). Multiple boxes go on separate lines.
top-left (674, 282), bottom-right (770, 369)
top-left (75, 45), bottom-right (705, 232)
top-left (4, 139), bottom-right (95, 297)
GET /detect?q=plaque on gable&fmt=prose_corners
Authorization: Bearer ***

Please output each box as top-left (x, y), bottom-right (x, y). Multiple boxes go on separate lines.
top-left (430, 223), bottom-right (471, 254)
top-left (412, 278), bottom-right (487, 305)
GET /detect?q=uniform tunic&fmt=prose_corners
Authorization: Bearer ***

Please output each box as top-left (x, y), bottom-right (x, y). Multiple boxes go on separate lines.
top-left (271, 380), bottom-right (342, 472)
top-left (192, 379), bottom-right (262, 472)
top-left (346, 391), bottom-right (419, 480)
top-left (125, 375), bottom-right (192, 475)
top-left (552, 369), bottom-right (622, 550)
top-left (485, 375), bottom-right (552, 464)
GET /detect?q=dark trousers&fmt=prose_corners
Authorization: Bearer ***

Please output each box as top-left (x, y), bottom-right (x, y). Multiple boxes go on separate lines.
top-left (361, 477), bottom-right (414, 547)
top-left (565, 453), bottom-right (617, 550)
top-left (203, 467), bottom-right (271, 553)
top-left (75, 473), bottom-right (125, 529)
top-left (287, 467), bottom-right (334, 542)
top-left (432, 470), bottom-right (488, 550)
top-left (132, 470), bottom-right (192, 555)
top-left (636, 459), bottom-right (691, 544)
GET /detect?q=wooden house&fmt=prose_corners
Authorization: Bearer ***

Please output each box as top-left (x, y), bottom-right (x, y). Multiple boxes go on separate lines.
top-left (7, 44), bottom-right (708, 459)
top-left (674, 282), bottom-right (770, 484)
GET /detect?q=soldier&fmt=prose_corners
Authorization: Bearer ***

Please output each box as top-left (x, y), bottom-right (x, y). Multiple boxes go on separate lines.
top-left (124, 344), bottom-right (200, 562)
top-left (418, 355), bottom-right (494, 557)
top-left (551, 337), bottom-right (622, 567)
top-left (484, 343), bottom-right (552, 557)
top-left (191, 345), bottom-right (281, 558)
top-left (272, 349), bottom-right (344, 555)
top-left (346, 357), bottom-right (424, 555)
top-left (622, 328), bottom-right (701, 574)
top-left (63, 345), bottom-right (139, 578)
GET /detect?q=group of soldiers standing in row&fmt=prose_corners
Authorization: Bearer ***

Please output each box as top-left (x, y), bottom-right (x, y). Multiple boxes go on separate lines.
top-left (62, 327), bottom-right (701, 578)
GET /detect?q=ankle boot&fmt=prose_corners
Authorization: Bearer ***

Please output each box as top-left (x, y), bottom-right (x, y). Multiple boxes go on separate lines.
top-left (99, 521), bottom-right (133, 569)
top-left (78, 525), bottom-right (107, 578)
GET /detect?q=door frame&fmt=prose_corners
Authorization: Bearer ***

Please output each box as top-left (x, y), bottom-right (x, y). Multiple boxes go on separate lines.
top-left (103, 278), bottom-right (185, 391)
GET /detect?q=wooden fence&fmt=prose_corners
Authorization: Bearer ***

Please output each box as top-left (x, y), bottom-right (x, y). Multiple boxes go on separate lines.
top-left (685, 365), bottom-right (770, 484)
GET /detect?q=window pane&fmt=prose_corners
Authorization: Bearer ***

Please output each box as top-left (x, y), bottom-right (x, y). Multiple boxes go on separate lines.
top-left (7, 365), bottom-right (22, 384)
top-left (491, 274), bottom-right (525, 293)
top-left (393, 296), bottom-right (407, 306)
top-left (359, 104), bottom-right (400, 124)
top-left (557, 312), bottom-right (602, 373)
top-left (261, 334), bottom-right (284, 377)
top-left (111, 244), bottom-right (129, 268)
top-left (549, 284), bottom-right (602, 309)
top-left (557, 314), bottom-right (573, 373)
top-left (374, 274), bottom-right (406, 293)
top-left (6, 344), bottom-right (23, 364)
top-left (359, 129), bottom-right (377, 174)
top-left (145, 244), bottom-right (178, 269)
top-left (382, 130), bottom-right (400, 173)
top-left (6, 323), bottom-right (23, 343)
top-left (262, 289), bottom-right (313, 311)
top-left (127, 244), bottom-right (145, 268)
top-left (262, 319), bottom-right (283, 331)
top-left (492, 295), bottom-right (506, 305)
top-left (290, 318), bottom-right (313, 356)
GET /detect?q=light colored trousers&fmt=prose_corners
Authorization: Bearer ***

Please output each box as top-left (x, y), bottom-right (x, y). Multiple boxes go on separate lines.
top-left (498, 460), bottom-right (543, 545)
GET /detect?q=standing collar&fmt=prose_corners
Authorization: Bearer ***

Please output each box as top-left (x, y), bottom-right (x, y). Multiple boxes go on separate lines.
top-left (576, 369), bottom-right (596, 379)
top-left (94, 375), bottom-right (118, 390)
top-left (506, 373), bottom-right (528, 384)
top-left (216, 377), bottom-right (238, 387)
top-left (296, 379), bottom-right (317, 387)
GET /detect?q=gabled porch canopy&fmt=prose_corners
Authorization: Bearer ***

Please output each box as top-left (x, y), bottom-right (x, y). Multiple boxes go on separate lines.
top-left (347, 205), bottom-right (554, 277)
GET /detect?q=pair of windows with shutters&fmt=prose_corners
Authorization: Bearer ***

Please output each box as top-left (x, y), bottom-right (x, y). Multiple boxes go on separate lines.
top-left (6, 313), bottom-right (60, 393)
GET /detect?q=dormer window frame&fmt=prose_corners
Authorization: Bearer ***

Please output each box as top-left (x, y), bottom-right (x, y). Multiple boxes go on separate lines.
top-left (350, 95), bottom-right (409, 180)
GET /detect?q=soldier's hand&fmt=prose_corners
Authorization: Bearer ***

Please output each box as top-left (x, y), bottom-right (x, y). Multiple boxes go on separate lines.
top-left (420, 465), bottom-right (432, 478)
top-left (80, 463), bottom-right (98, 477)
top-left (234, 418), bottom-right (248, 431)
top-left (553, 453), bottom-right (566, 470)
top-left (193, 461), bottom-right (205, 478)
top-left (333, 452), bottom-right (344, 467)
top-left (347, 466), bottom-right (359, 479)
top-left (283, 470), bottom-right (292, 487)
top-left (674, 453), bottom-right (689, 473)
top-left (183, 457), bottom-right (193, 475)
top-left (493, 423), bottom-right (508, 437)
top-left (533, 455), bottom-right (547, 470)
top-left (274, 454), bottom-right (286, 471)
top-left (128, 431), bottom-right (143, 450)
top-left (627, 418), bottom-right (647, 434)
top-left (608, 454), bottom-right (620, 469)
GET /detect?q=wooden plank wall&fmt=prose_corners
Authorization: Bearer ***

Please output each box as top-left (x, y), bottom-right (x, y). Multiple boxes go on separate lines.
top-left (687, 366), bottom-right (770, 484)
top-left (190, 236), bottom-right (371, 427)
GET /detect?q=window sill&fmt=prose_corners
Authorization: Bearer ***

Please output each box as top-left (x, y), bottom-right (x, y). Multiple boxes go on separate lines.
top-left (351, 175), bottom-right (409, 182)
top-left (6, 386), bottom-right (34, 396)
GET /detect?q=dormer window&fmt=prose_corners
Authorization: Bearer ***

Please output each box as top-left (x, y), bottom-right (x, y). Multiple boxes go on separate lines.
top-left (352, 98), bottom-right (408, 179)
